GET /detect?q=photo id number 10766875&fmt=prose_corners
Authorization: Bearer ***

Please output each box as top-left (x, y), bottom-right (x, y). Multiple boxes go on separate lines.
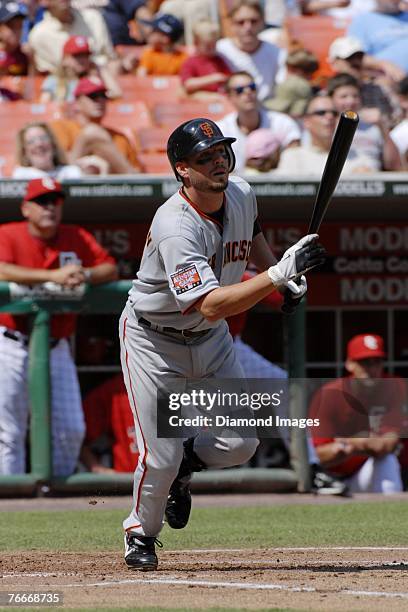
top-left (0, 592), bottom-right (63, 606)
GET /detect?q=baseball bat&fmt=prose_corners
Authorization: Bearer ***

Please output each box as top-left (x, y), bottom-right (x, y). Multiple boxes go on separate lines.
top-left (282, 110), bottom-right (359, 314)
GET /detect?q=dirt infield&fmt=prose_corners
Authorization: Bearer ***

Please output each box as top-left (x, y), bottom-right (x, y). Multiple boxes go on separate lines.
top-left (1, 494), bottom-right (407, 610)
top-left (2, 547), bottom-right (408, 610)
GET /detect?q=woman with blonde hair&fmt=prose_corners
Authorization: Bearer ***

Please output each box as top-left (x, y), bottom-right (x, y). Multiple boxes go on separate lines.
top-left (13, 122), bottom-right (82, 179)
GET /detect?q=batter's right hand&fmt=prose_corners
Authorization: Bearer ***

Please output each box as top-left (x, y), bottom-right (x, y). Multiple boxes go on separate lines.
top-left (267, 234), bottom-right (326, 293)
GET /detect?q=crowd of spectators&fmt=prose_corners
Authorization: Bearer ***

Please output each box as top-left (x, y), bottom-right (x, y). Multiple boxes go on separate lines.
top-left (0, 0), bottom-right (407, 175)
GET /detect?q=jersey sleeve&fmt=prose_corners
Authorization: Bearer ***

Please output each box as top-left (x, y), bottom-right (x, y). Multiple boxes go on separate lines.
top-left (158, 235), bottom-right (220, 314)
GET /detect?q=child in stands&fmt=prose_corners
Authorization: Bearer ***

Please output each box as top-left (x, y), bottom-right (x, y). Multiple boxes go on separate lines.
top-left (136, 14), bottom-right (187, 76)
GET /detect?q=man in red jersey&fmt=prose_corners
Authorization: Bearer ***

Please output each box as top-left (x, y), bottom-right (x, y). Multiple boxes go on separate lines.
top-left (80, 373), bottom-right (138, 473)
top-left (309, 333), bottom-right (404, 494)
top-left (0, 177), bottom-right (118, 476)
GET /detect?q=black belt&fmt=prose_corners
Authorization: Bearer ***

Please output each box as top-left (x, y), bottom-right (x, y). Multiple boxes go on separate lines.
top-left (138, 317), bottom-right (210, 340)
top-left (3, 329), bottom-right (60, 348)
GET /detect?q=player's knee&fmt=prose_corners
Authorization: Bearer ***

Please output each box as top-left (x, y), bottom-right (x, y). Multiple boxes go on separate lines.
top-left (223, 437), bottom-right (259, 466)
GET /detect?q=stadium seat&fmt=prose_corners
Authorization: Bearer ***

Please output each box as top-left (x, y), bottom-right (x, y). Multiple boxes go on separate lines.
top-left (0, 102), bottom-right (64, 177)
top-left (138, 152), bottom-right (172, 174)
top-left (285, 15), bottom-right (350, 82)
top-left (103, 101), bottom-right (153, 147)
top-left (152, 99), bottom-right (234, 128)
top-left (1, 75), bottom-right (45, 101)
top-left (135, 126), bottom-right (172, 152)
top-left (118, 75), bottom-right (184, 104)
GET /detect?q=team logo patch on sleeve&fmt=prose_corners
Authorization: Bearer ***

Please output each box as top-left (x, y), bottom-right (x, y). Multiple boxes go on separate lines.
top-left (170, 264), bottom-right (202, 295)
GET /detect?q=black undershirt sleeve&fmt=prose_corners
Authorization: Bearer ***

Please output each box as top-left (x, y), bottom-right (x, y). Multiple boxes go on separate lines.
top-left (253, 218), bottom-right (262, 237)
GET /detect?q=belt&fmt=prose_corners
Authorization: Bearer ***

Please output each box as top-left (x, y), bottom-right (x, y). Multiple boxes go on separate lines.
top-left (138, 317), bottom-right (211, 340)
top-left (3, 329), bottom-right (60, 349)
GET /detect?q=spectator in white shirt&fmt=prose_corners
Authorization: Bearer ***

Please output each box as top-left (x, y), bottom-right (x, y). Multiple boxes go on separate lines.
top-left (216, 0), bottom-right (281, 102)
top-left (217, 71), bottom-right (301, 173)
top-left (390, 76), bottom-right (408, 167)
top-left (276, 93), bottom-right (375, 175)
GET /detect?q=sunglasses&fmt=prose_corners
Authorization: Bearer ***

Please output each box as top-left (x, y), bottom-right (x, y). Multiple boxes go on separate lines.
top-left (233, 18), bottom-right (261, 26)
top-left (86, 91), bottom-right (107, 101)
top-left (307, 109), bottom-right (339, 117)
top-left (231, 82), bottom-right (257, 95)
top-left (32, 193), bottom-right (64, 206)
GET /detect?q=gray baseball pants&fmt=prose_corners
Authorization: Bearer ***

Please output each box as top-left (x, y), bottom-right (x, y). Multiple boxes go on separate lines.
top-left (119, 302), bottom-right (259, 536)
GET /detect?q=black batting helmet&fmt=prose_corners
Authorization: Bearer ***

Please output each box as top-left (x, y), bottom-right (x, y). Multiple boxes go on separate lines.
top-left (167, 118), bottom-right (236, 180)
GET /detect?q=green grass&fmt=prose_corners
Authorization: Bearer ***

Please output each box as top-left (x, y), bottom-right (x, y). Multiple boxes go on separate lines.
top-left (1, 501), bottom-right (407, 551)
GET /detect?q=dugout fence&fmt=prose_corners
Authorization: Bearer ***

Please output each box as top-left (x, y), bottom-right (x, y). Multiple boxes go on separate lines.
top-left (0, 281), bottom-right (305, 497)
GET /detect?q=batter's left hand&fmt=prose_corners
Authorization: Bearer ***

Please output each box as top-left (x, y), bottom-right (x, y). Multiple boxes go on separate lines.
top-left (281, 276), bottom-right (307, 314)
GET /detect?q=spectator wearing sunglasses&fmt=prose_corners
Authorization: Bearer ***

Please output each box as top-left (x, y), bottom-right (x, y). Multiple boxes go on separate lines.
top-left (0, 177), bottom-right (118, 477)
top-left (276, 93), bottom-right (375, 175)
top-left (13, 122), bottom-right (82, 180)
top-left (217, 71), bottom-right (301, 173)
top-left (327, 73), bottom-right (402, 171)
top-left (216, 0), bottom-right (282, 102)
top-left (50, 76), bottom-right (143, 174)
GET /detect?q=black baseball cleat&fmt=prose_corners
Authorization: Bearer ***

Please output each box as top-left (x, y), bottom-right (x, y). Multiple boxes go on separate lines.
top-left (165, 438), bottom-right (206, 529)
top-left (124, 532), bottom-right (162, 571)
top-left (311, 464), bottom-right (350, 497)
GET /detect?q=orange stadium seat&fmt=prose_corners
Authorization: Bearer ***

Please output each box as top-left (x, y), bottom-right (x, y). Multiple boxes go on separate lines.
top-left (118, 75), bottom-right (184, 104)
top-left (285, 15), bottom-right (350, 83)
top-left (152, 99), bottom-right (234, 128)
top-left (135, 126), bottom-right (172, 152)
top-left (138, 152), bottom-right (172, 174)
top-left (1, 75), bottom-right (45, 101)
top-left (103, 101), bottom-right (153, 146)
top-left (0, 101), bottom-right (64, 177)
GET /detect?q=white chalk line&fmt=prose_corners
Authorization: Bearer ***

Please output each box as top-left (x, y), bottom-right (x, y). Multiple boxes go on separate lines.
top-left (177, 547), bottom-right (408, 553)
top-left (5, 577), bottom-right (408, 600)
top-left (3, 548), bottom-right (408, 601)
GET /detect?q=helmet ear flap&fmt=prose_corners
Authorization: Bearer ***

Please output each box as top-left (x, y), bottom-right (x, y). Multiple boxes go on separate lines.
top-left (226, 144), bottom-right (236, 173)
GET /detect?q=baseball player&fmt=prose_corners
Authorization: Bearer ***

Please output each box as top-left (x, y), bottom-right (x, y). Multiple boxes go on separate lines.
top-left (81, 373), bottom-right (138, 473)
top-left (119, 118), bottom-right (325, 571)
top-left (309, 334), bottom-right (404, 494)
top-left (0, 177), bottom-right (118, 476)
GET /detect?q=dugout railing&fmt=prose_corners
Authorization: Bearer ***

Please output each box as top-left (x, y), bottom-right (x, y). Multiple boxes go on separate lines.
top-left (0, 280), bottom-right (306, 497)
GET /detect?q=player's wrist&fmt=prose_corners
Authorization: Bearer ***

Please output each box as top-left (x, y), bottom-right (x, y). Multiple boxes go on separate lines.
top-left (267, 264), bottom-right (285, 287)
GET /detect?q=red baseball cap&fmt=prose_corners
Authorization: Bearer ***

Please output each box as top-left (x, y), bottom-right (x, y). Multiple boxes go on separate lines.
top-left (74, 76), bottom-right (107, 98)
top-left (347, 334), bottom-right (386, 361)
top-left (63, 35), bottom-right (90, 56)
top-left (24, 178), bottom-right (64, 203)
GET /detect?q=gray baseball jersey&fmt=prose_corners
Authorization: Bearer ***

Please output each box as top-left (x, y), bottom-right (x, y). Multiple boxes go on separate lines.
top-left (128, 175), bottom-right (258, 330)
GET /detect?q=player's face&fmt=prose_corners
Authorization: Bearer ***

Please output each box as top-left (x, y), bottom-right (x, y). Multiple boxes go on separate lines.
top-left (180, 144), bottom-right (230, 192)
top-left (347, 357), bottom-right (384, 381)
top-left (22, 194), bottom-right (64, 236)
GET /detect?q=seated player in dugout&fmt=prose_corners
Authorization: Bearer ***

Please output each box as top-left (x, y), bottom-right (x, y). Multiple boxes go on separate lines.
top-left (80, 372), bottom-right (138, 474)
top-left (309, 333), bottom-right (405, 494)
top-left (119, 117), bottom-right (326, 571)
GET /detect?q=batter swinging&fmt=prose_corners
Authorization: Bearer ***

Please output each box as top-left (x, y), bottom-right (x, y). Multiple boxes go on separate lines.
top-left (119, 118), bottom-right (325, 570)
